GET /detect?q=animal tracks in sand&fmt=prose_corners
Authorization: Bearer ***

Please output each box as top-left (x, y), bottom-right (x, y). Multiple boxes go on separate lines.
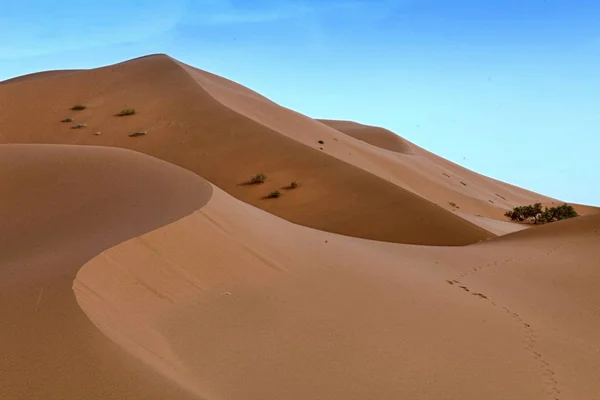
top-left (446, 278), bottom-right (561, 399)
top-left (458, 240), bottom-right (574, 279)
top-left (445, 241), bottom-right (568, 400)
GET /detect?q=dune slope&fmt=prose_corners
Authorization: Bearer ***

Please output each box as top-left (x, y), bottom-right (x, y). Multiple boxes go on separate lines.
top-left (75, 181), bottom-right (600, 399)
top-left (0, 144), bottom-right (211, 400)
top-left (319, 120), bottom-right (599, 219)
top-left (74, 185), bottom-right (543, 399)
top-left (446, 214), bottom-right (600, 400)
top-left (318, 119), bottom-right (414, 154)
top-left (0, 54), bottom-right (492, 245)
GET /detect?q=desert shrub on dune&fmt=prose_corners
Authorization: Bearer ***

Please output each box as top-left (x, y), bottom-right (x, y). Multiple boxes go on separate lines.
top-left (505, 202), bottom-right (577, 224)
top-left (117, 108), bottom-right (136, 116)
top-left (129, 131), bottom-right (147, 137)
top-left (267, 190), bottom-right (281, 198)
top-left (290, 181), bottom-right (298, 189)
top-left (540, 203), bottom-right (578, 223)
top-left (61, 117), bottom-right (73, 123)
top-left (250, 173), bottom-right (267, 184)
top-left (71, 105), bottom-right (86, 111)
top-left (72, 123), bottom-right (87, 129)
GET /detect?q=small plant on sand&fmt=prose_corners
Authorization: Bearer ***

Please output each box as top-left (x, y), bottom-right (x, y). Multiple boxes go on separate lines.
top-left (117, 108), bottom-right (136, 116)
top-left (129, 131), bottom-right (147, 137)
top-left (290, 181), bottom-right (298, 189)
top-left (61, 117), bottom-right (73, 123)
top-left (250, 173), bottom-right (267, 184)
top-left (448, 202), bottom-right (459, 209)
top-left (504, 203), bottom-right (578, 224)
top-left (71, 105), bottom-right (86, 111)
top-left (318, 140), bottom-right (324, 144)
top-left (267, 190), bottom-right (281, 199)
top-left (72, 123), bottom-right (87, 129)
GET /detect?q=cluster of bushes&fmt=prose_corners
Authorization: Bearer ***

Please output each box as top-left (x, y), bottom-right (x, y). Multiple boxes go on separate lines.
top-left (248, 174), bottom-right (299, 199)
top-left (504, 203), bottom-right (578, 224)
top-left (62, 104), bottom-right (141, 136)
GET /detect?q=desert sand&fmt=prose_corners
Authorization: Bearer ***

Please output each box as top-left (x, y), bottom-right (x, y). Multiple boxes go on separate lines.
top-left (1, 54), bottom-right (599, 400)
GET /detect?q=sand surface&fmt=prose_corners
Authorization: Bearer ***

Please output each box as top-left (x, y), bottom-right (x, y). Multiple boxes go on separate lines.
top-left (0, 144), bottom-right (211, 399)
top-left (2, 55), bottom-right (599, 399)
top-left (74, 183), bottom-right (600, 400)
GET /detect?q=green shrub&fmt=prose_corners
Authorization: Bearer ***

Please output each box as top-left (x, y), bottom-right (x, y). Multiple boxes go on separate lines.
top-left (61, 117), bottom-right (73, 123)
top-left (267, 190), bottom-right (281, 199)
top-left (540, 203), bottom-right (578, 223)
top-left (72, 123), bottom-right (87, 129)
top-left (117, 108), bottom-right (136, 116)
top-left (71, 105), bottom-right (86, 111)
top-left (504, 203), bottom-right (578, 224)
top-left (290, 181), bottom-right (298, 189)
top-left (129, 131), bottom-right (147, 137)
top-left (250, 173), bottom-right (267, 184)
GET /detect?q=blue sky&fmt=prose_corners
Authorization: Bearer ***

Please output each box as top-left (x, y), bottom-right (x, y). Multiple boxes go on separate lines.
top-left (2, 0), bottom-right (599, 205)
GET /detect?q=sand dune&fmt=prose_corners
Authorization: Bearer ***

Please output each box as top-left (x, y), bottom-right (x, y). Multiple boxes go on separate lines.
top-left (2, 54), bottom-right (594, 241)
top-left (2, 54), bottom-right (599, 400)
top-left (179, 61), bottom-right (565, 223)
top-left (0, 54), bottom-right (493, 245)
top-left (0, 144), bottom-right (210, 400)
top-left (75, 180), bottom-right (600, 400)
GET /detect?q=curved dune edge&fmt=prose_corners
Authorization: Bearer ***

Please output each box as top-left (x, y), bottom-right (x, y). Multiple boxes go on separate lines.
top-left (0, 144), bottom-right (212, 400)
top-left (73, 182), bottom-right (600, 399)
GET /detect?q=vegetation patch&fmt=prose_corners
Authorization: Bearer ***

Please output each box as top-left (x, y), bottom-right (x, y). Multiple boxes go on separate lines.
top-left (318, 140), bottom-right (324, 144)
top-left (250, 173), bottom-right (267, 184)
top-left (267, 190), bottom-right (281, 199)
top-left (72, 123), bottom-right (87, 129)
top-left (61, 118), bottom-right (73, 123)
top-left (129, 131), bottom-right (147, 137)
top-left (71, 105), bottom-right (86, 111)
top-left (290, 181), bottom-right (298, 189)
top-left (117, 108), bottom-right (136, 116)
top-left (448, 202), bottom-right (459, 209)
top-left (504, 203), bottom-right (578, 224)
